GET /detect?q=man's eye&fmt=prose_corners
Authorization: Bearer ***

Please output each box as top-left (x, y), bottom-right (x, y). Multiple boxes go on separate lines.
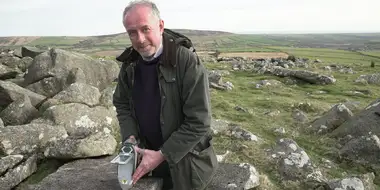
top-left (128, 31), bottom-right (136, 35)
top-left (143, 28), bottom-right (150, 32)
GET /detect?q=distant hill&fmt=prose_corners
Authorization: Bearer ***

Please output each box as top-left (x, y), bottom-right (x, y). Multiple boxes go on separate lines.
top-left (0, 29), bottom-right (233, 47)
top-left (1, 29), bottom-right (380, 53)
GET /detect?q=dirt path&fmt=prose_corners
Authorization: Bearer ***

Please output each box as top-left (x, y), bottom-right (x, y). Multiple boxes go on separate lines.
top-left (219, 52), bottom-right (289, 59)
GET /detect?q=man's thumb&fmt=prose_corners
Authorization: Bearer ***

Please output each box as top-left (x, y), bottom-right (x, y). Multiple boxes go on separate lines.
top-left (134, 145), bottom-right (140, 152)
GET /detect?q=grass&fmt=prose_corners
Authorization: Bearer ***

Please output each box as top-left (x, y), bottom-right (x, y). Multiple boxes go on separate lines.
top-left (203, 51), bottom-right (380, 189)
top-left (27, 37), bottom-right (83, 46)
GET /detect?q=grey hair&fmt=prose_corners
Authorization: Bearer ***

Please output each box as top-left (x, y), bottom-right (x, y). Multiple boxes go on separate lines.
top-left (122, 0), bottom-right (161, 23)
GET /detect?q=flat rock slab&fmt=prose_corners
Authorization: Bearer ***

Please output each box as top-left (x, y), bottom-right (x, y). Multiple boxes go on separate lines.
top-left (22, 156), bottom-right (254, 190)
top-left (24, 156), bottom-right (163, 190)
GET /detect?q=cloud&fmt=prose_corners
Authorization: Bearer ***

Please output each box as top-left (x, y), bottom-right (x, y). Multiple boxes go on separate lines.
top-left (0, 0), bottom-right (53, 12)
top-left (0, 0), bottom-right (379, 36)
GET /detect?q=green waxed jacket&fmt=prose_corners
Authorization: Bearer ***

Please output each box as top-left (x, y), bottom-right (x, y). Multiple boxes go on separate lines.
top-left (112, 31), bottom-right (218, 190)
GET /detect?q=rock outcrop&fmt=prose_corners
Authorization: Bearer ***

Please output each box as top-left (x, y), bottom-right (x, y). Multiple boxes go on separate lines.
top-left (0, 47), bottom-right (263, 190)
top-left (331, 99), bottom-right (380, 138)
top-left (0, 47), bottom-right (122, 189)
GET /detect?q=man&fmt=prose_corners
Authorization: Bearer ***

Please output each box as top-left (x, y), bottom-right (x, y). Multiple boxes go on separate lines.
top-left (112, 0), bottom-right (219, 190)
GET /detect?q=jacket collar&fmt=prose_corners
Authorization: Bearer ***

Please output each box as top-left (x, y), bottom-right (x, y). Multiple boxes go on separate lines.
top-left (116, 30), bottom-right (177, 68)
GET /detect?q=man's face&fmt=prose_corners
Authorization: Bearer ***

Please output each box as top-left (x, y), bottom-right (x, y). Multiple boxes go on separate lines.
top-left (123, 5), bottom-right (164, 58)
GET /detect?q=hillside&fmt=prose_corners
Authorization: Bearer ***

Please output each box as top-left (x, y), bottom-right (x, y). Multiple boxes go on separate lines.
top-left (1, 30), bottom-right (380, 55)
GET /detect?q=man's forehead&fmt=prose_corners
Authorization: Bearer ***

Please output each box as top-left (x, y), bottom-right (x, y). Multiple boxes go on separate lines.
top-left (126, 24), bottom-right (151, 31)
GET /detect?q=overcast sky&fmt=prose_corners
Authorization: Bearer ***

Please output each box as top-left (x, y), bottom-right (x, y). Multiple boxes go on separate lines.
top-left (1, 0), bottom-right (379, 36)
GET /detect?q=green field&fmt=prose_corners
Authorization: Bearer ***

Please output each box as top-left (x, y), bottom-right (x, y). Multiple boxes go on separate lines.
top-left (204, 50), bottom-right (380, 189)
top-left (360, 50), bottom-right (380, 58)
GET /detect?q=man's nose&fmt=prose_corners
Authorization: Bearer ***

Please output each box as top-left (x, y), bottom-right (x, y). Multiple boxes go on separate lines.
top-left (136, 32), bottom-right (145, 43)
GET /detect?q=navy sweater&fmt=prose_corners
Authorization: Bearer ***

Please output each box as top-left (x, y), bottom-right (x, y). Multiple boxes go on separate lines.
top-left (132, 56), bottom-right (164, 150)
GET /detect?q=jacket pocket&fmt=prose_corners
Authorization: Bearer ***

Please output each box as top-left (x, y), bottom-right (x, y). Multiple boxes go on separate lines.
top-left (189, 139), bottom-right (219, 190)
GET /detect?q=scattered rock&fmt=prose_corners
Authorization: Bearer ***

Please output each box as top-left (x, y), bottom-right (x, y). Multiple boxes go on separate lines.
top-left (321, 158), bottom-right (335, 169)
top-left (40, 103), bottom-right (117, 138)
top-left (338, 134), bottom-right (380, 169)
top-left (342, 101), bottom-right (362, 114)
top-left (44, 132), bottom-right (117, 159)
top-left (267, 66), bottom-right (336, 85)
top-left (283, 77), bottom-right (304, 85)
top-left (325, 64), bottom-right (356, 74)
top-left (274, 127), bottom-right (286, 134)
top-left (0, 155), bottom-right (24, 174)
top-left (43, 82), bottom-right (101, 107)
top-left (234, 106), bottom-right (248, 113)
top-left (18, 57), bottom-right (34, 72)
top-left (292, 109), bottom-right (308, 123)
top-left (331, 99), bottom-right (380, 138)
top-left (0, 80), bottom-right (46, 108)
top-left (354, 73), bottom-right (380, 85)
top-left (309, 103), bottom-right (353, 134)
top-left (327, 177), bottom-right (364, 190)
top-left (216, 150), bottom-right (231, 163)
top-left (0, 64), bottom-right (19, 80)
top-left (0, 155), bottom-right (38, 190)
top-left (210, 119), bottom-right (230, 135)
top-left (227, 124), bottom-right (258, 141)
top-left (23, 48), bottom-right (119, 97)
top-left (270, 138), bottom-right (316, 182)
top-left (0, 123), bottom-right (68, 156)
top-left (21, 46), bottom-right (45, 58)
top-left (325, 173), bottom-right (376, 190)
top-left (232, 61), bottom-right (254, 71)
top-left (254, 79), bottom-right (283, 88)
top-left (208, 163), bottom-right (260, 189)
top-left (0, 94), bottom-right (39, 126)
top-left (208, 70), bottom-right (234, 91)
top-left (264, 110), bottom-right (280, 117)
top-left (0, 55), bottom-right (21, 69)
top-left (211, 119), bottom-right (258, 141)
top-left (292, 102), bottom-right (319, 113)
top-left (345, 90), bottom-right (368, 96)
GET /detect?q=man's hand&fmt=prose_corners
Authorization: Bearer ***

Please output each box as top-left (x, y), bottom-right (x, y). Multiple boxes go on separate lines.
top-left (132, 146), bottom-right (165, 185)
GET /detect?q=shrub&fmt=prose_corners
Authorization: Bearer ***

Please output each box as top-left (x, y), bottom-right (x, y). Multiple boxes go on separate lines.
top-left (287, 54), bottom-right (296, 62)
top-left (370, 61), bottom-right (375, 68)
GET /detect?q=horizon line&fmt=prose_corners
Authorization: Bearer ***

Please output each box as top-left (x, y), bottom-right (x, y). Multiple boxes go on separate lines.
top-left (1, 28), bottom-right (380, 37)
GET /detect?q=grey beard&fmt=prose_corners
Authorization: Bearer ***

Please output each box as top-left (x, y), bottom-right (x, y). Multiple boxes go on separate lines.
top-left (141, 54), bottom-right (155, 61)
top-left (141, 40), bottom-right (163, 61)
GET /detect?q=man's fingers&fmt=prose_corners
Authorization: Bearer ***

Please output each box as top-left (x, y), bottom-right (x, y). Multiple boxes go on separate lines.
top-left (134, 146), bottom-right (140, 153)
top-left (132, 165), bottom-right (143, 184)
top-left (132, 165), bottom-right (149, 185)
top-left (134, 146), bottom-right (145, 155)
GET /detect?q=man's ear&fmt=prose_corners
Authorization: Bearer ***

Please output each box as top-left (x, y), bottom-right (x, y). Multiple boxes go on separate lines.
top-left (159, 19), bottom-right (164, 34)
